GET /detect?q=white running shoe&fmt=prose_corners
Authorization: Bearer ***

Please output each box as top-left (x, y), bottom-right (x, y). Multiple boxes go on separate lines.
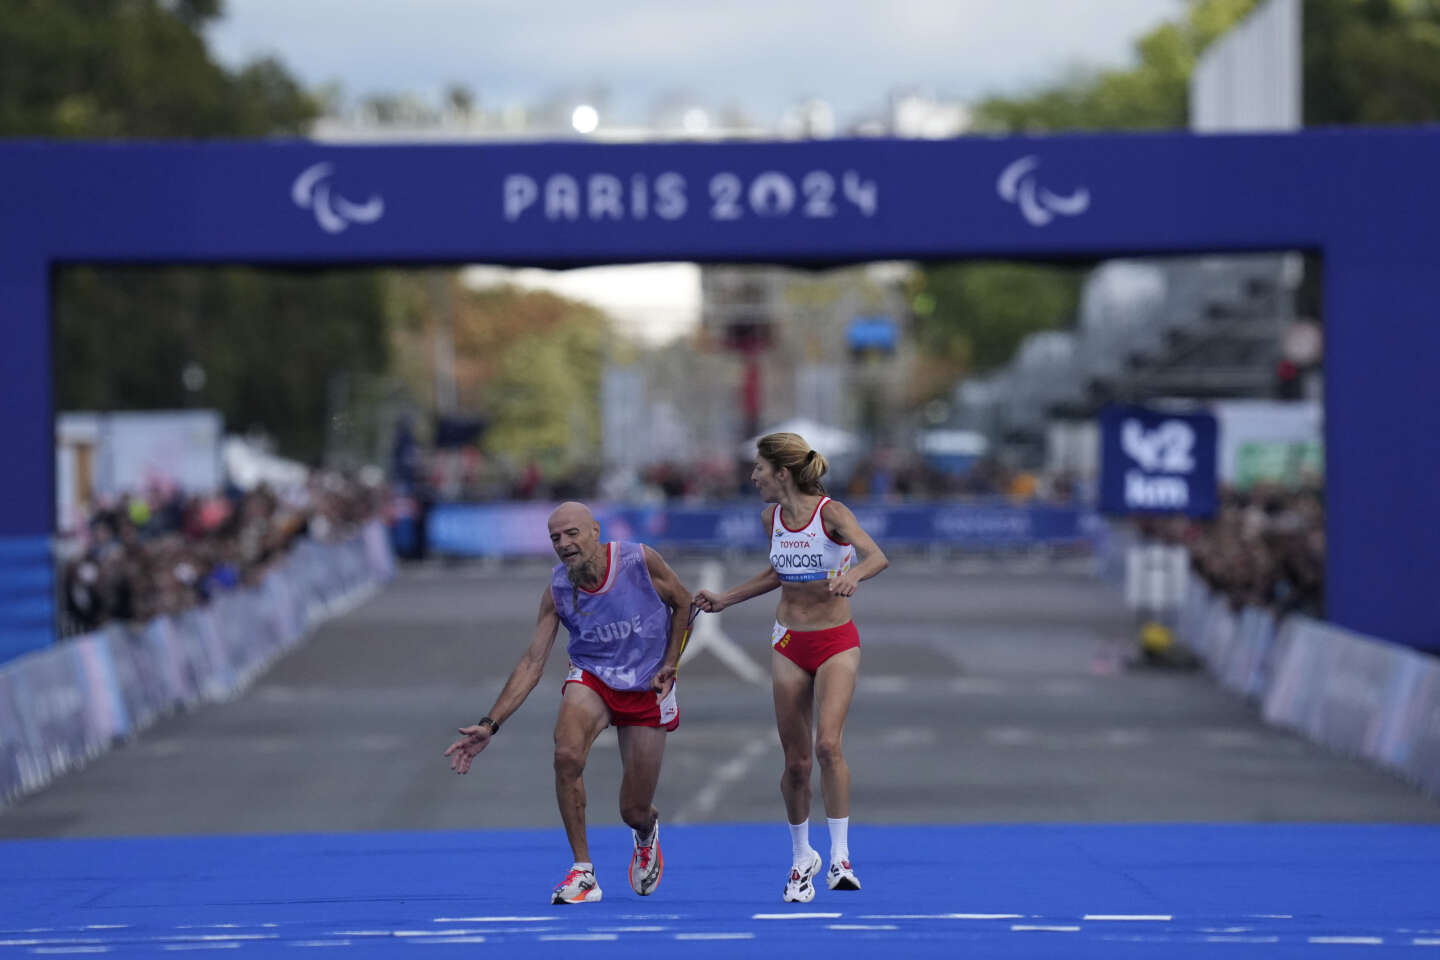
top-left (629, 821), bottom-right (664, 896)
top-left (551, 866), bottom-right (602, 904)
top-left (826, 859), bottom-right (861, 891)
top-left (782, 848), bottom-right (823, 903)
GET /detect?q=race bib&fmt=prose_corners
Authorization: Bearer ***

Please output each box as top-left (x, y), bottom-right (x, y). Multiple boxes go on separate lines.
top-left (771, 622), bottom-right (791, 651)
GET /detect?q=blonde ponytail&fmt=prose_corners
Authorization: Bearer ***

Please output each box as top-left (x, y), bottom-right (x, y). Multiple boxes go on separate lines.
top-left (757, 432), bottom-right (828, 495)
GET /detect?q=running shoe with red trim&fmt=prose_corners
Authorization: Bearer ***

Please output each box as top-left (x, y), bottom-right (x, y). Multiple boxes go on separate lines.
top-left (782, 848), bottom-right (822, 903)
top-left (551, 867), bottom-right (602, 904)
top-left (629, 821), bottom-right (664, 896)
top-left (826, 859), bottom-right (861, 891)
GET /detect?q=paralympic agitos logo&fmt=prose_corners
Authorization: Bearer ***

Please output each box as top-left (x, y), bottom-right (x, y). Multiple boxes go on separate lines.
top-left (291, 162), bottom-right (385, 234)
top-left (996, 155), bottom-right (1091, 227)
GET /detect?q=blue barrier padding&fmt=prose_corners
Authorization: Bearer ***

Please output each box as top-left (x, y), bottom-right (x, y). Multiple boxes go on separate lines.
top-left (427, 501), bottom-right (1100, 558)
top-left (0, 535), bottom-right (49, 563)
top-left (0, 535), bottom-right (53, 662)
top-left (2, 823), bottom-right (1438, 958)
top-left (0, 566), bottom-right (54, 596)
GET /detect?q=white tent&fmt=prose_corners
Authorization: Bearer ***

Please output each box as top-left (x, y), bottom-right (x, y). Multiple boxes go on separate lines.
top-left (740, 418), bottom-right (861, 459)
top-left (223, 436), bottom-right (310, 493)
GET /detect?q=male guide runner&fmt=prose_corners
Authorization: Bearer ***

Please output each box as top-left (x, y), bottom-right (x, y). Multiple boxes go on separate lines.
top-left (445, 501), bottom-right (692, 904)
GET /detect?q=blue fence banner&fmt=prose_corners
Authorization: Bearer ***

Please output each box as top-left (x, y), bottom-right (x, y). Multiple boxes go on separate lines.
top-left (1177, 573), bottom-right (1440, 799)
top-left (427, 501), bottom-right (1101, 558)
top-left (1099, 406), bottom-right (1218, 517)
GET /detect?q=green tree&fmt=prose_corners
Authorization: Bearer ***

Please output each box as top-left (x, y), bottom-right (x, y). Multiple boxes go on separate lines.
top-left (1304, 0), bottom-right (1440, 125)
top-left (7, 1), bottom-right (397, 466)
top-left (971, 0), bottom-right (1260, 133)
top-left (55, 267), bottom-right (390, 463)
top-left (920, 5), bottom-right (1265, 401)
top-left (921, 0), bottom-right (1440, 398)
top-left (910, 263), bottom-right (1085, 384)
top-left (0, 0), bottom-right (316, 137)
top-left (386, 278), bottom-right (614, 477)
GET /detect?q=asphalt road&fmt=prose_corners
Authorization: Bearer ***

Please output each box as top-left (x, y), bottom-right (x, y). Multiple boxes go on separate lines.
top-left (2, 556), bottom-right (1436, 838)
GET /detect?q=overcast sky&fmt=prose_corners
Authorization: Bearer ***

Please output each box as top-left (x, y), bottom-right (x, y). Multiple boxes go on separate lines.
top-left (207, 0), bottom-right (1180, 126)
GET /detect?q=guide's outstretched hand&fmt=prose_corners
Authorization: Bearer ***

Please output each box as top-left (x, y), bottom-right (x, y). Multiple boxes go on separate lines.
top-left (444, 725), bottom-right (493, 774)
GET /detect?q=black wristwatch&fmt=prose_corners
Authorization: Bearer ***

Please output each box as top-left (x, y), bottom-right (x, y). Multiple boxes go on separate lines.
top-left (477, 716), bottom-right (500, 736)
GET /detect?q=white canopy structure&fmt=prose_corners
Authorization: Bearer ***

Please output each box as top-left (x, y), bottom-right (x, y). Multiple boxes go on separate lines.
top-left (740, 418), bottom-right (861, 460)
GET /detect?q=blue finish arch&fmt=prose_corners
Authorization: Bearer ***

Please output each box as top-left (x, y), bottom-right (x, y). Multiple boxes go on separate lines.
top-left (2, 131), bottom-right (1437, 654)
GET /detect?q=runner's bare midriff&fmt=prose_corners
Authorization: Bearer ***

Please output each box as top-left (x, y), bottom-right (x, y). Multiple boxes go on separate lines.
top-left (776, 580), bottom-right (851, 631)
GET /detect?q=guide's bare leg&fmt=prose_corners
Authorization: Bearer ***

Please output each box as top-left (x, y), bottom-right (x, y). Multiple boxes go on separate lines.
top-left (772, 650), bottom-right (816, 825)
top-left (616, 725), bottom-right (666, 836)
top-left (554, 683), bottom-right (610, 863)
top-left (814, 647), bottom-right (860, 819)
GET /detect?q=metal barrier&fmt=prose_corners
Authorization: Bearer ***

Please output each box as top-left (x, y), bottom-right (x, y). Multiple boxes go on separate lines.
top-left (0, 521), bottom-right (394, 807)
top-left (1178, 571), bottom-right (1440, 799)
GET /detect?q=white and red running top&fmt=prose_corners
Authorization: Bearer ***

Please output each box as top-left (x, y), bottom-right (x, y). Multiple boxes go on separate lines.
top-left (768, 496), bottom-right (855, 584)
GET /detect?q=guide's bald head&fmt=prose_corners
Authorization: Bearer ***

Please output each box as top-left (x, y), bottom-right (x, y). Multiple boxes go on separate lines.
top-left (548, 501), bottom-right (603, 579)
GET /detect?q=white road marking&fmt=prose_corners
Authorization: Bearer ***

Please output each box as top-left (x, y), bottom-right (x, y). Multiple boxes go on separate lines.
top-left (288, 942), bottom-right (352, 948)
top-left (1012, 925), bottom-right (1081, 932)
top-left (859, 914), bottom-right (1022, 920)
top-left (162, 936), bottom-right (274, 942)
top-left (949, 677), bottom-right (1008, 695)
top-left (753, 913), bottom-right (842, 920)
top-left (1100, 728), bottom-right (1151, 747)
top-left (828, 924), bottom-right (898, 931)
top-left (162, 946), bottom-right (240, 952)
top-left (878, 727), bottom-right (937, 747)
top-left (1205, 936), bottom-right (1280, 943)
top-left (30, 951), bottom-right (111, 956)
top-left (675, 933), bottom-right (755, 940)
top-left (675, 738), bottom-right (770, 822)
top-left (431, 917), bottom-right (549, 923)
top-left (411, 937), bottom-right (487, 945)
top-left (679, 562), bottom-right (767, 685)
top-left (1084, 915), bottom-right (1172, 921)
top-left (860, 675), bottom-right (909, 694)
top-left (1308, 937), bottom-right (1383, 945)
top-left (986, 727), bottom-right (1039, 746)
top-left (537, 934), bottom-right (617, 941)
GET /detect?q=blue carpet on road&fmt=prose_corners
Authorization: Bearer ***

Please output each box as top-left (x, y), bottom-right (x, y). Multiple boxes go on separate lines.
top-left (4, 823), bottom-right (1439, 958)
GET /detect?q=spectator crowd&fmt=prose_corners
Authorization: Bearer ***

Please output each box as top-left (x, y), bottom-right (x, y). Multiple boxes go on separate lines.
top-left (58, 473), bottom-right (384, 636)
top-left (1138, 485), bottom-right (1326, 622)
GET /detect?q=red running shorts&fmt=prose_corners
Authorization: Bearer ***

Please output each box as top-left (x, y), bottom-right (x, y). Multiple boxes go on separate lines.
top-left (563, 665), bottom-right (679, 731)
top-left (770, 620), bottom-right (861, 674)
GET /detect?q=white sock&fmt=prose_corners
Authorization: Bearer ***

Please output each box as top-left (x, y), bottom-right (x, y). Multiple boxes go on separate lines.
top-left (572, 861), bottom-right (593, 873)
top-left (827, 817), bottom-right (850, 864)
top-left (788, 820), bottom-right (811, 865)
